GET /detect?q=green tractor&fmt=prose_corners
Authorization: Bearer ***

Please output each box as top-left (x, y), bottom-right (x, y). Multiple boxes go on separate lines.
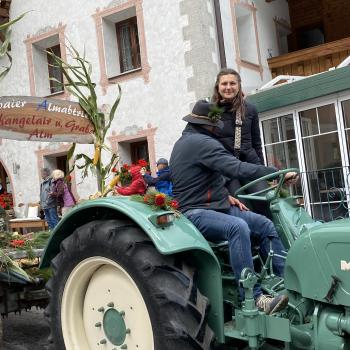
top-left (40, 168), bottom-right (350, 350)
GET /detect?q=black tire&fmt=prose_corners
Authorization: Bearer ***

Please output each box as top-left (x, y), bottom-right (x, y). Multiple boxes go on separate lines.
top-left (46, 220), bottom-right (214, 350)
top-left (0, 316), bottom-right (2, 348)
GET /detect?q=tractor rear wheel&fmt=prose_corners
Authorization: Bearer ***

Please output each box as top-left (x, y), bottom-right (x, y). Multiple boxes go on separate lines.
top-left (0, 316), bottom-right (2, 348)
top-left (45, 220), bottom-right (214, 350)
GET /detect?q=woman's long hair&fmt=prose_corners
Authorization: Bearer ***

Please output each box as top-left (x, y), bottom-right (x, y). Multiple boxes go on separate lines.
top-left (211, 68), bottom-right (245, 118)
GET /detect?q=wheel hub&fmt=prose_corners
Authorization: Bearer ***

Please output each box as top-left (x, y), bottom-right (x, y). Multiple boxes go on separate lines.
top-left (62, 258), bottom-right (154, 350)
top-left (103, 308), bottom-right (128, 346)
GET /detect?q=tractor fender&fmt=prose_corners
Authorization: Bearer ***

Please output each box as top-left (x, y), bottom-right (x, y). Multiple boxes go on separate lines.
top-left (40, 196), bottom-right (225, 342)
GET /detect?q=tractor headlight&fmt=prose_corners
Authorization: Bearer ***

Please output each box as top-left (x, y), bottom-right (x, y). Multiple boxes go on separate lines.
top-left (149, 212), bottom-right (175, 227)
top-left (157, 214), bottom-right (175, 226)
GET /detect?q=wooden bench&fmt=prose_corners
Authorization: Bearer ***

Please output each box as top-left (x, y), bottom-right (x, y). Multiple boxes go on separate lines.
top-left (9, 219), bottom-right (48, 234)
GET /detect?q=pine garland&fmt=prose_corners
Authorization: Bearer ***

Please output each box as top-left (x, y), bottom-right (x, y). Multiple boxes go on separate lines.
top-left (0, 231), bottom-right (52, 281)
top-left (131, 189), bottom-right (180, 216)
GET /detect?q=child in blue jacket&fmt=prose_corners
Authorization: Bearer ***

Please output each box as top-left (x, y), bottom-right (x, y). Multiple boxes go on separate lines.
top-left (141, 158), bottom-right (173, 196)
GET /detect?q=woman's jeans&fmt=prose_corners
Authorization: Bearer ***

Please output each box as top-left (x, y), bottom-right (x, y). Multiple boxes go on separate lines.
top-left (184, 206), bottom-right (285, 298)
top-left (44, 207), bottom-right (59, 230)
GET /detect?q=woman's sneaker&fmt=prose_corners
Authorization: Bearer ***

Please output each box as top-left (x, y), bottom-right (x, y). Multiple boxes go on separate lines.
top-left (256, 294), bottom-right (289, 315)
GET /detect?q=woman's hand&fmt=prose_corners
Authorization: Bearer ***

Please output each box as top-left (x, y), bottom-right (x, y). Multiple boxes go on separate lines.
top-left (228, 195), bottom-right (249, 211)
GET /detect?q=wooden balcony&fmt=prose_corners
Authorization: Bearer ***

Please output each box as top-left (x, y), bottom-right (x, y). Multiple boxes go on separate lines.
top-left (268, 37), bottom-right (350, 78)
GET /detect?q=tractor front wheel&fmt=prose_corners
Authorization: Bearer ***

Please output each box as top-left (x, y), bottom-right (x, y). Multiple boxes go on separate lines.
top-left (46, 220), bottom-right (214, 350)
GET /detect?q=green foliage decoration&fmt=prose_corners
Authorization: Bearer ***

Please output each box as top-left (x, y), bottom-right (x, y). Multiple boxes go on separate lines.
top-left (0, 12), bottom-right (27, 81)
top-left (208, 105), bottom-right (224, 123)
top-left (0, 12), bottom-right (29, 278)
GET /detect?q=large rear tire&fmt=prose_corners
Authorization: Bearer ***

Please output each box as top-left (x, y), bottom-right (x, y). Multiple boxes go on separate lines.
top-left (0, 316), bottom-right (2, 348)
top-left (46, 220), bottom-right (214, 350)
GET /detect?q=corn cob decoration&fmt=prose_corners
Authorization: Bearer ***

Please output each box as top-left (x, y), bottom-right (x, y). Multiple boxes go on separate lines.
top-left (92, 144), bottom-right (101, 165)
top-left (108, 175), bottom-right (120, 188)
top-left (101, 175), bottom-right (120, 197)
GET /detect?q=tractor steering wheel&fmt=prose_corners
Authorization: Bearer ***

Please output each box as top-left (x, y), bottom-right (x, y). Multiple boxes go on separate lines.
top-left (234, 168), bottom-right (300, 202)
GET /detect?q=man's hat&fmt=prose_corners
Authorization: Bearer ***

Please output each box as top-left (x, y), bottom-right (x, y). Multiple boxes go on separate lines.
top-left (156, 158), bottom-right (168, 166)
top-left (183, 100), bottom-right (224, 129)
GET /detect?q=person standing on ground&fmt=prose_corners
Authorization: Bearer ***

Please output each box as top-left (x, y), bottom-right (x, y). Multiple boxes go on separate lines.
top-left (40, 168), bottom-right (59, 230)
top-left (51, 169), bottom-right (76, 216)
top-left (141, 158), bottom-right (173, 196)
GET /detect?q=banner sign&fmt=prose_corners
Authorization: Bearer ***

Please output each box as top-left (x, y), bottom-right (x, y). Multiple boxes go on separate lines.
top-left (0, 96), bottom-right (94, 143)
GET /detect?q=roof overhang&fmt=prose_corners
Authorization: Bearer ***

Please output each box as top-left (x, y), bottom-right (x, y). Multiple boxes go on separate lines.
top-left (247, 66), bottom-right (350, 113)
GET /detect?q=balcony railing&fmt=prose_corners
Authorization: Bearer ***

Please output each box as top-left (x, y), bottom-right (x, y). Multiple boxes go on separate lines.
top-left (268, 37), bottom-right (350, 78)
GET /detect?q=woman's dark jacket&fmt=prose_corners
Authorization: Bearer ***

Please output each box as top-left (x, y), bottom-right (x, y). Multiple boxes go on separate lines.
top-left (215, 101), bottom-right (264, 165)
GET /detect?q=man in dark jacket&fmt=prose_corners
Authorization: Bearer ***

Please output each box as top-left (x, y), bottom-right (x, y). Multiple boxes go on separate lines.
top-left (170, 100), bottom-right (297, 314)
top-left (141, 158), bottom-right (173, 196)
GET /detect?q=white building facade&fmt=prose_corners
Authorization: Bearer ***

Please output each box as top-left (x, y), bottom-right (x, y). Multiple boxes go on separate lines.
top-left (0, 0), bottom-right (290, 205)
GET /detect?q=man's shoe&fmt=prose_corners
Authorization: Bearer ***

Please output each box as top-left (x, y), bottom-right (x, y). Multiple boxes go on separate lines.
top-left (256, 294), bottom-right (289, 315)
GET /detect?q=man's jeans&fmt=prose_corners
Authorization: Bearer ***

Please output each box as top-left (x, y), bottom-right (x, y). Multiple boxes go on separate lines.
top-left (44, 207), bottom-right (59, 230)
top-left (184, 206), bottom-right (285, 298)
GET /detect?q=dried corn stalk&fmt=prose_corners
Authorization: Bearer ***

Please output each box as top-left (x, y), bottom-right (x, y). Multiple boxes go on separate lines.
top-left (47, 45), bottom-right (122, 193)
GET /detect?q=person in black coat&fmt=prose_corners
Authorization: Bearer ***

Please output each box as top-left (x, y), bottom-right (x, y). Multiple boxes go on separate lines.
top-left (210, 68), bottom-right (270, 216)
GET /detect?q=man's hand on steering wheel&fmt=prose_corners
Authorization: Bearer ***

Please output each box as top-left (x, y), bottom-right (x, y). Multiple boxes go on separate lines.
top-left (228, 195), bottom-right (249, 211)
top-left (284, 172), bottom-right (299, 186)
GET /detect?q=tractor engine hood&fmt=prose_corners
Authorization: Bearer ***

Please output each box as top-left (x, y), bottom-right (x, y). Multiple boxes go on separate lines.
top-left (285, 218), bottom-right (350, 306)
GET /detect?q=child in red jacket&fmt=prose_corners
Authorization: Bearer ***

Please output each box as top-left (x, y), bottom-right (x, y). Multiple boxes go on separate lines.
top-left (115, 165), bottom-right (147, 196)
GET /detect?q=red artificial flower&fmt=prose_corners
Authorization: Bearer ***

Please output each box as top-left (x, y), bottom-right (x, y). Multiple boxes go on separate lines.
top-left (111, 167), bottom-right (118, 173)
top-left (138, 159), bottom-right (148, 168)
top-left (122, 164), bottom-right (130, 170)
top-left (66, 175), bottom-right (72, 182)
top-left (154, 193), bottom-right (166, 207)
top-left (10, 239), bottom-right (25, 248)
top-left (170, 200), bottom-right (179, 209)
top-left (0, 193), bottom-right (13, 209)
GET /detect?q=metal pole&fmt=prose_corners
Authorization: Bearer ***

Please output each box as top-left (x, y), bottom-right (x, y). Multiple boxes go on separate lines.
top-left (213, 0), bottom-right (226, 69)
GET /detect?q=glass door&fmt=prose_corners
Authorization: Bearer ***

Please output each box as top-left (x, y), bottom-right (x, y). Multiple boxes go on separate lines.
top-left (298, 103), bottom-right (348, 221)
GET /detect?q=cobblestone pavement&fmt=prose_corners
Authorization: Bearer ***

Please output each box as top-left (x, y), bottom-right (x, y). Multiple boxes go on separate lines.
top-left (2, 309), bottom-right (53, 350)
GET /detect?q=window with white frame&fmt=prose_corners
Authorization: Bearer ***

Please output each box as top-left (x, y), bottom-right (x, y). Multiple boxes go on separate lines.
top-left (261, 114), bottom-right (299, 170)
top-left (341, 99), bottom-right (350, 161)
top-left (32, 35), bottom-right (64, 96)
top-left (234, 3), bottom-right (259, 65)
top-left (102, 7), bottom-right (141, 78)
top-left (299, 104), bottom-right (341, 171)
top-left (299, 103), bottom-right (347, 221)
